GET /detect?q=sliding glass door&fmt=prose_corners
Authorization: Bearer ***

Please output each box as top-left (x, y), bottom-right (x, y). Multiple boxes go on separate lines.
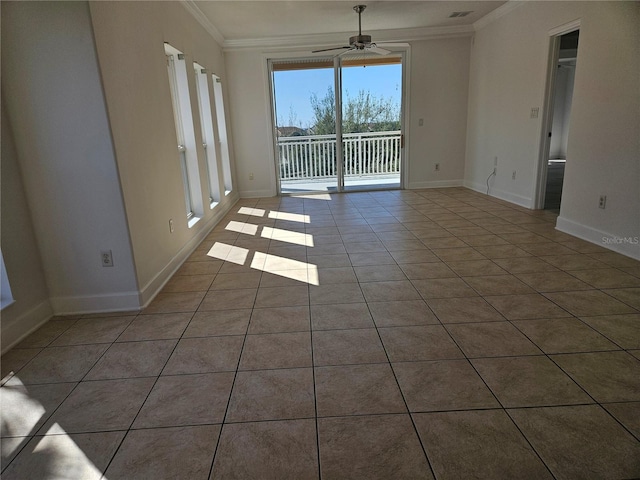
top-left (270, 53), bottom-right (404, 194)
top-left (341, 56), bottom-right (402, 190)
top-left (271, 59), bottom-right (338, 194)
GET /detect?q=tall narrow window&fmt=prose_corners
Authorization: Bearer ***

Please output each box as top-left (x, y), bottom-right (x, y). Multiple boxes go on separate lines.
top-left (194, 63), bottom-right (221, 208)
top-left (165, 43), bottom-right (203, 224)
top-left (212, 74), bottom-right (233, 195)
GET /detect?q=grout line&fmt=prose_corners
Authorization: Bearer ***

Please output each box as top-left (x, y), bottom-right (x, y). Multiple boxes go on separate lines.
top-left (308, 278), bottom-right (323, 480)
top-left (206, 246), bottom-right (263, 480)
top-left (3, 189), bottom-right (639, 478)
top-left (355, 233), bottom-right (440, 480)
top-left (100, 308), bottom-right (197, 475)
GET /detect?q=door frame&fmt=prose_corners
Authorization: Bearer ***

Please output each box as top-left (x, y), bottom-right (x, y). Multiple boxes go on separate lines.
top-left (533, 19), bottom-right (581, 209)
top-left (266, 50), bottom-right (408, 196)
top-left (334, 56), bottom-right (345, 192)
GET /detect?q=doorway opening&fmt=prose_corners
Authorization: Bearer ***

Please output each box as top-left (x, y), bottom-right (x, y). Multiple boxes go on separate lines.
top-left (538, 29), bottom-right (580, 212)
top-left (270, 54), bottom-right (404, 195)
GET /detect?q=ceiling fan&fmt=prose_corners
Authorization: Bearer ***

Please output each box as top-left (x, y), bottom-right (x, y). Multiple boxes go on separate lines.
top-left (312, 5), bottom-right (408, 56)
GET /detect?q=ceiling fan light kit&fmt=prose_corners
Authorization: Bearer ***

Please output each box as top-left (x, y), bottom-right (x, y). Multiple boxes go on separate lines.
top-left (349, 35), bottom-right (372, 49)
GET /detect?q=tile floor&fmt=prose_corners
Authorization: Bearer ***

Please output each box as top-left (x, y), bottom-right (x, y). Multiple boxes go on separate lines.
top-left (2, 187), bottom-right (640, 479)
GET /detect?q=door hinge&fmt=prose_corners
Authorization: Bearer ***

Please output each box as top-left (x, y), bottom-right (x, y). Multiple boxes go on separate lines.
top-left (401, 134), bottom-right (405, 148)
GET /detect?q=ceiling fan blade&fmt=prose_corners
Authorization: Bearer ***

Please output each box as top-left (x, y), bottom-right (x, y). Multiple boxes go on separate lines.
top-left (375, 42), bottom-right (411, 48)
top-left (335, 47), bottom-right (357, 57)
top-left (312, 46), bottom-right (351, 53)
top-left (368, 46), bottom-right (391, 55)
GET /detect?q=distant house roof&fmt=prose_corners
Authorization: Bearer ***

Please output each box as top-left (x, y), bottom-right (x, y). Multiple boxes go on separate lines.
top-left (276, 126), bottom-right (307, 137)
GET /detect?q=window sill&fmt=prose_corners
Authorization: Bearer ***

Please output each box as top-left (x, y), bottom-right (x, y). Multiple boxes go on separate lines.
top-left (210, 201), bottom-right (219, 210)
top-left (188, 216), bottom-right (201, 229)
top-left (1, 299), bottom-right (16, 311)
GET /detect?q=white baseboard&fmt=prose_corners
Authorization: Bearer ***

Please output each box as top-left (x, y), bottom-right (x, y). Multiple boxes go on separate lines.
top-left (1, 300), bottom-right (53, 354)
top-left (137, 195), bottom-right (239, 309)
top-left (49, 291), bottom-right (141, 315)
top-left (47, 195), bottom-right (240, 316)
top-left (464, 180), bottom-right (533, 208)
top-left (238, 188), bottom-right (276, 198)
top-left (407, 179), bottom-right (463, 189)
top-left (556, 216), bottom-right (640, 260)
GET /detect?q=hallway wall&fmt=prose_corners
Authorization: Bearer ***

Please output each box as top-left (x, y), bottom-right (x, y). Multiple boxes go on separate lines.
top-left (465, 1), bottom-right (639, 258)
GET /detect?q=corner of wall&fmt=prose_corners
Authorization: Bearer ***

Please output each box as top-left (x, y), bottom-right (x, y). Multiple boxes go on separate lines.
top-left (138, 192), bottom-right (240, 309)
top-left (463, 179), bottom-right (533, 209)
top-left (1, 301), bottom-right (53, 354)
top-left (556, 216), bottom-right (640, 261)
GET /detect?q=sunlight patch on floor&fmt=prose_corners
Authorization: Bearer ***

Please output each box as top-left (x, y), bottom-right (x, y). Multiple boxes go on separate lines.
top-left (290, 193), bottom-right (333, 201)
top-left (214, 208), bottom-right (321, 284)
top-left (237, 207), bottom-right (265, 217)
top-left (251, 252), bottom-right (319, 285)
top-left (1, 376), bottom-right (46, 438)
top-left (225, 221), bottom-right (258, 235)
top-left (1, 376), bottom-right (104, 479)
top-left (267, 211), bottom-right (310, 223)
top-left (261, 227), bottom-right (314, 247)
top-left (207, 242), bottom-right (249, 265)
top-left (30, 425), bottom-right (105, 479)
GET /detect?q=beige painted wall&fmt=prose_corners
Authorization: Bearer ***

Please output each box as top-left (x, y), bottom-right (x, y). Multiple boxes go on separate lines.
top-left (1, 103), bottom-right (53, 352)
top-left (407, 37), bottom-right (471, 188)
top-left (89, 1), bottom-right (240, 302)
top-left (2, 1), bottom-right (139, 315)
top-left (1, 1), bottom-right (241, 350)
top-left (225, 37), bottom-right (472, 196)
top-left (465, 1), bottom-right (639, 258)
top-left (224, 49), bottom-right (277, 198)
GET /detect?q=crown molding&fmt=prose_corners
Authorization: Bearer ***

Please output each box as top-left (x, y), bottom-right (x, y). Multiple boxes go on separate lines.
top-left (223, 24), bottom-right (474, 52)
top-left (181, 0), bottom-right (225, 46)
top-left (473, 0), bottom-right (528, 31)
top-left (180, 0), bottom-right (514, 52)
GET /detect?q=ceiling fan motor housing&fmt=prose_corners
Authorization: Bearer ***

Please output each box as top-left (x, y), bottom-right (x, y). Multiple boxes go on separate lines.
top-left (350, 34), bottom-right (372, 48)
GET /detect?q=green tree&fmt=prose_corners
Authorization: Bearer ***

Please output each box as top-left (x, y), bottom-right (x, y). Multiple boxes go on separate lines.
top-left (310, 87), bottom-right (400, 135)
top-left (309, 87), bottom-right (336, 135)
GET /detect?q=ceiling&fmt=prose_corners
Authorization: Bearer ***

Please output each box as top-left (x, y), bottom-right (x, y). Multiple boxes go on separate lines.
top-left (192, 1), bottom-right (507, 46)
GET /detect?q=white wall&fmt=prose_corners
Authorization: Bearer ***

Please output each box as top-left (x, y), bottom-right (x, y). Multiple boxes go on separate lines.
top-left (224, 37), bottom-right (471, 196)
top-left (1, 0), bottom-right (241, 347)
top-left (88, 1), bottom-right (239, 305)
top-left (1, 104), bottom-right (53, 352)
top-left (407, 37), bottom-right (471, 188)
top-left (224, 50), bottom-right (277, 198)
top-left (465, 1), bottom-right (639, 258)
top-left (2, 1), bottom-right (140, 314)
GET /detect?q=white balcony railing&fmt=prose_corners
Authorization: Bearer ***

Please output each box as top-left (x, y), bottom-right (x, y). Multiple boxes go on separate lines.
top-left (277, 131), bottom-right (401, 181)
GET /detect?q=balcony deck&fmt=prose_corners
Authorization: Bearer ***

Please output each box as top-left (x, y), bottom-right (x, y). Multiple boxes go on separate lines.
top-left (277, 130), bottom-right (401, 194)
top-left (280, 174), bottom-right (400, 194)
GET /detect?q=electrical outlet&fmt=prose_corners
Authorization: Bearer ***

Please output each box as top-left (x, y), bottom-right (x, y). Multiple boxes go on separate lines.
top-left (512, 170), bottom-right (517, 180)
top-left (530, 107), bottom-right (539, 119)
top-left (101, 250), bottom-right (114, 267)
top-left (599, 195), bottom-right (607, 209)
top-left (418, 118), bottom-right (424, 127)
top-left (249, 172), bottom-right (254, 180)
top-left (169, 219), bottom-right (174, 233)
top-left (435, 163), bottom-right (440, 172)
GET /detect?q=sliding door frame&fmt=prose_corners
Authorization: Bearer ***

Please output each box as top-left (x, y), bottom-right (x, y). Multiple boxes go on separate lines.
top-left (267, 49), bottom-right (408, 196)
top-left (334, 56), bottom-right (345, 192)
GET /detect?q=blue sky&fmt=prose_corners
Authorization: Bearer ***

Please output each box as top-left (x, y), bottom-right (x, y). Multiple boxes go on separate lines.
top-left (273, 63), bottom-right (402, 128)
